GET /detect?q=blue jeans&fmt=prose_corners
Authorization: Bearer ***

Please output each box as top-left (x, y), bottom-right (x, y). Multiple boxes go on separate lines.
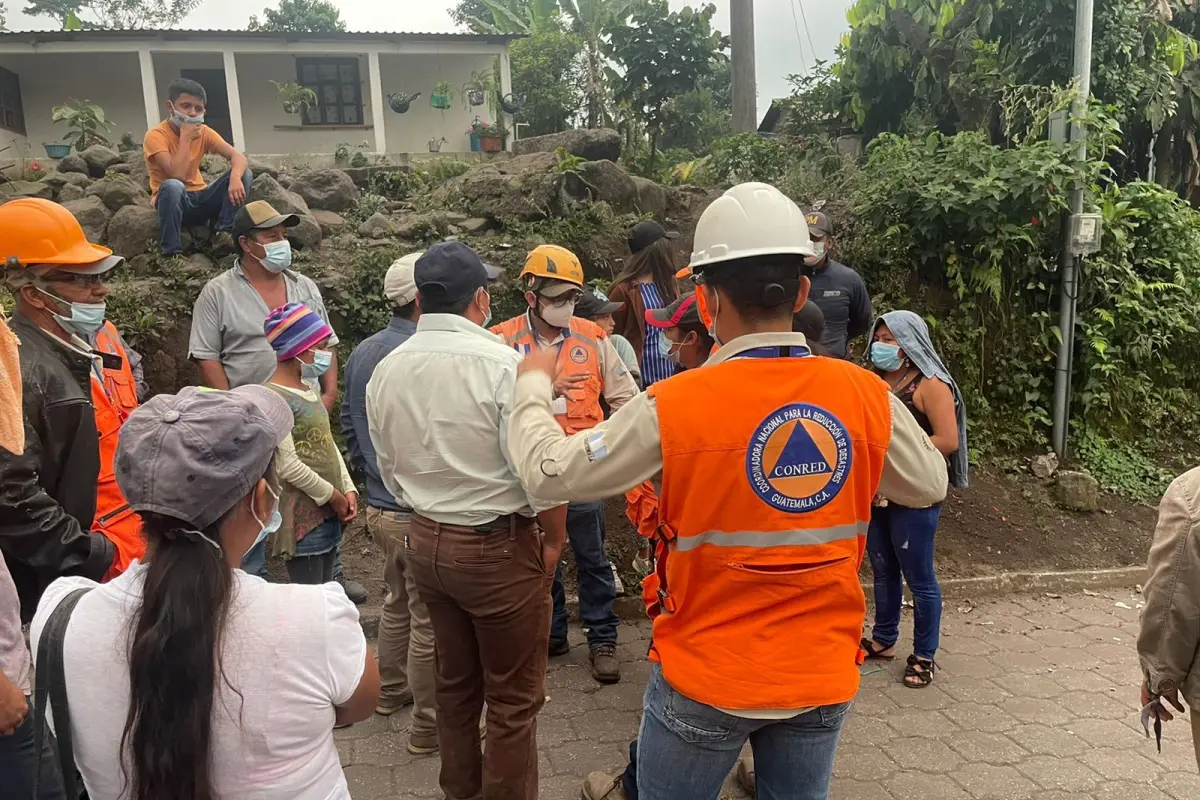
top-left (867, 503), bottom-right (943, 659)
top-left (0, 701), bottom-right (67, 800)
top-left (156, 169), bottom-right (253, 254)
top-left (636, 664), bottom-right (850, 800)
top-left (240, 517), bottom-right (344, 581)
top-left (550, 501), bottom-right (618, 647)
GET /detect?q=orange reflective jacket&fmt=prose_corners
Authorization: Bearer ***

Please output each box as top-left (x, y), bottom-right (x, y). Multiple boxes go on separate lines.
top-left (91, 322), bottom-right (143, 577)
top-left (492, 314), bottom-right (607, 435)
top-left (646, 346), bottom-right (892, 710)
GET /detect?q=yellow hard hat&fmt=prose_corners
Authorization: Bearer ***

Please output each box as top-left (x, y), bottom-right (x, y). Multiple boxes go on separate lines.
top-left (521, 245), bottom-right (585, 293)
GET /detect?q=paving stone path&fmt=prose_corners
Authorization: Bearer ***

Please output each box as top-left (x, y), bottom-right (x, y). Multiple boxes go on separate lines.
top-left (336, 586), bottom-right (1199, 799)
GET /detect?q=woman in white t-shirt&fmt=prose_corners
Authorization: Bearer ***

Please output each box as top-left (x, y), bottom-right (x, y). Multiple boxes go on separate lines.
top-left (31, 385), bottom-right (380, 800)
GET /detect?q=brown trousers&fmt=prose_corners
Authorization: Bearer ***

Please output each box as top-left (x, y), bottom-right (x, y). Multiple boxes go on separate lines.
top-left (1193, 710), bottom-right (1200, 771)
top-left (407, 513), bottom-right (552, 800)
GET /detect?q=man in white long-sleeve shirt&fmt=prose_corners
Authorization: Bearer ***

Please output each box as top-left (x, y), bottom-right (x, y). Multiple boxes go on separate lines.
top-left (366, 242), bottom-right (567, 800)
top-left (505, 183), bottom-right (948, 800)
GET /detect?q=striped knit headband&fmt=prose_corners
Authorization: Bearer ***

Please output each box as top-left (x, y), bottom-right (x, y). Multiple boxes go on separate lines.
top-left (264, 302), bottom-right (333, 362)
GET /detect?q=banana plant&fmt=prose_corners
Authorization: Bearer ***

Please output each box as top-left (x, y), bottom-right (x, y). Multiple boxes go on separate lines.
top-left (468, 0), bottom-right (561, 35)
top-left (560, 0), bottom-right (633, 128)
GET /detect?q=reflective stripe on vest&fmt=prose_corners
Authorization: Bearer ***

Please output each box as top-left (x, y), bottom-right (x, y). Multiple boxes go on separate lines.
top-left (647, 347), bottom-right (892, 711)
top-left (490, 314), bottom-right (606, 435)
top-left (91, 322), bottom-right (143, 577)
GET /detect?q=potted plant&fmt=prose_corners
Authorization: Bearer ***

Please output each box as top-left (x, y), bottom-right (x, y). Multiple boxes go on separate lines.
top-left (50, 98), bottom-right (114, 153)
top-left (428, 137), bottom-right (447, 153)
top-left (462, 70), bottom-right (496, 111)
top-left (273, 81), bottom-right (318, 116)
top-left (431, 80), bottom-right (454, 110)
top-left (468, 119), bottom-right (506, 154)
top-left (43, 142), bottom-right (71, 159)
top-left (387, 92), bottom-right (421, 114)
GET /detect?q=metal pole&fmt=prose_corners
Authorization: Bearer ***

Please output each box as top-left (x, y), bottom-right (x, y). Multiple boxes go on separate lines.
top-left (731, 0), bottom-right (757, 133)
top-left (1051, 0), bottom-right (1094, 459)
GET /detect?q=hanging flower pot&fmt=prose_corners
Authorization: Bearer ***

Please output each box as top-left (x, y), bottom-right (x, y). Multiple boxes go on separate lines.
top-left (468, 118), bottom-right (506, 154)
top-left (479, 136), bottom-right (504, 153)
top-left (388, 92), bottom-right (421, 114)
top-left (469, 134), bottom-right (483, 153)
top-left (498, 92), bottom-right (527, 115)
top-left (428, 137), bottom-right (447, 153)
top-left (431, 81), bottom-right (454, 110)
top-left (467, 89), bottom-right (486, 107)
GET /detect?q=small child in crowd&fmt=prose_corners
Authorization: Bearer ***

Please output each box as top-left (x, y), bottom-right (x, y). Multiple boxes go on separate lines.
top-left (576, 288), bottom-right (642, 387)
top-left (263, 302), bottom-right (358, 584)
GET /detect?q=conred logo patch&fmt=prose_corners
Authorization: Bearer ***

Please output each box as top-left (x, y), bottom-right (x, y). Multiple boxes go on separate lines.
top-left (569, 345), bottom-right (588, 364)
top-left (746, 403), bottom-right (852, 513)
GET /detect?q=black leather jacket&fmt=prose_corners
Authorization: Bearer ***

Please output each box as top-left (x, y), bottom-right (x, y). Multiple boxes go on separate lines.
top-left (0, 313), bottom-right (115, 620)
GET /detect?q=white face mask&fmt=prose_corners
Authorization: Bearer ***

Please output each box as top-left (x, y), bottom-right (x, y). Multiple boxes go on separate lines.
top-left (539, 297), bottom-right (576, 329)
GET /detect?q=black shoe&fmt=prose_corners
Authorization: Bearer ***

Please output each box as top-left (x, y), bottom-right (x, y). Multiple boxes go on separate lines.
top-left (339, 577), bottom-right (368, 605)
top-left (549, 638), bottom-right (570, 657)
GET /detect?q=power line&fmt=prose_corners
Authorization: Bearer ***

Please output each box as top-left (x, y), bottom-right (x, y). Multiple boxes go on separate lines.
top-left (789, 0), bottom-right (810, 73)
top-left (797, 0), bottom-right (819, 66)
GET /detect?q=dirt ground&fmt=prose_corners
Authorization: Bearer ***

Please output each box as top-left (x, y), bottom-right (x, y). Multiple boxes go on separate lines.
top-left (334, 468), bottom-right (1159, 606)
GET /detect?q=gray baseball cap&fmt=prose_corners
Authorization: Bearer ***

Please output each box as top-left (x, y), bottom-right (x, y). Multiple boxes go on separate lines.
top-left (115, 385), bottom-right (293, 530)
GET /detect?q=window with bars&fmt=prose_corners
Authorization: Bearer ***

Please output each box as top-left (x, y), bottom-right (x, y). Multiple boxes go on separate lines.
top-left (0, 67), bottom-right (25, 135)
top-left (296, 57), bottom-right (364, 126)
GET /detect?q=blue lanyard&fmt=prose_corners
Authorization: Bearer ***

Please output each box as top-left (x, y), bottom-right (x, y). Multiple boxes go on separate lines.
top-left (730, 345), bottom-right (812, 360)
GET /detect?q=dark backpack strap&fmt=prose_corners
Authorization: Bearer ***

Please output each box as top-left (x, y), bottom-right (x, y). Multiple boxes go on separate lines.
top-left (33, 587), bottom-right (91, 800)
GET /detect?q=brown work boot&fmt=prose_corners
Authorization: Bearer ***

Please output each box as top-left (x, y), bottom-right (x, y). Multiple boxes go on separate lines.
top-left (737, 755), bottom-right (756, 796)
top-left (407, 729), bottom-right (439, 756)
top-left (375, 689), bottom-right (414, 716)
top-left (581, 771), bottom-right (629, 799)
top-left (589, 644), bottom-right (621, 684)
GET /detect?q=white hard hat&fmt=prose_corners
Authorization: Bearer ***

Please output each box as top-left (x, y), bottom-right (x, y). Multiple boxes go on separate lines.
top-left (689, 182), bottom-right (816, 272)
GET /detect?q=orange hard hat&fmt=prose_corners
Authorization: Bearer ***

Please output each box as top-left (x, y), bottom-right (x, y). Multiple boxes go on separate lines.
top-left (521, 244), bottom-right (585, 291)
top-left (0, 198), bottom-right (120, 271)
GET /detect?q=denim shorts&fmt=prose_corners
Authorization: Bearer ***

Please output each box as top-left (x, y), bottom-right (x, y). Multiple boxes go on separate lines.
top-left (295, 517), bottom-right (343, 557)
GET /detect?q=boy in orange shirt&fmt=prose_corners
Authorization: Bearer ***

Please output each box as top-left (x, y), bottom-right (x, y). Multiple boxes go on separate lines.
top-left (143, 78), bottom-right (251, 255)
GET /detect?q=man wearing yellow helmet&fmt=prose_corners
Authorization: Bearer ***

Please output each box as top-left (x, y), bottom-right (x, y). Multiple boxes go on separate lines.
top-left (491, 244), bottom-right (638, 684)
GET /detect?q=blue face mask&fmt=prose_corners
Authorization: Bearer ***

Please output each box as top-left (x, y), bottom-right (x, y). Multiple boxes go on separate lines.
top-left (259, 240), bottom-right (293, 273)
top-left (247, 484), bottom-right (281, 560)
top-left (656, 330), bottom-right (684, 364)
top-left (171, 106), bottom-right (205, 127)
top-left (870, 342), bottom-right (904, 372)
top-left (301, 349), bottom-right (333, 380)
top-left (39, 288), bottom-right (106, 335)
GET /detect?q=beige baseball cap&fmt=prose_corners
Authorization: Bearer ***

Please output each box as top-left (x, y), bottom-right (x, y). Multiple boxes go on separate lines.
top-left (384, 252), bottom-right (422, 306)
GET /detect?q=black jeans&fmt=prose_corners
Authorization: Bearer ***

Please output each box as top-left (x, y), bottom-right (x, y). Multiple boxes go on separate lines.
top-left (0, 700), bottom-right (67, 799)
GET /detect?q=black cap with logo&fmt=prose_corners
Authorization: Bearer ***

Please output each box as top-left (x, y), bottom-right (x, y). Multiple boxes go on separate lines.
top-left (414, 242), bottom-right (502, 304)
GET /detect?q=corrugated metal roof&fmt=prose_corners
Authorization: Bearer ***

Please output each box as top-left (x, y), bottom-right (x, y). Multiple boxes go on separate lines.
top-left (0, 28), bottom-right (521, 44)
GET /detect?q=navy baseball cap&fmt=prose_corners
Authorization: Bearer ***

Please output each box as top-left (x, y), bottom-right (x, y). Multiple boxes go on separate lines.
top-left (414, 242), bottom-right (502, 304)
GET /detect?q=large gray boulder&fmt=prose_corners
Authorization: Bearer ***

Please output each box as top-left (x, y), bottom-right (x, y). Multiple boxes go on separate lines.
top-left (431, 152), bottom-right (569, 222)
top-left (393, 212), bottom-right (450, 242)
top-left (1055, 470), bottom-right (1099, 512)
top-left (85, 174), bottom-right (150, 212)
top-left (43, 171), bottom-right (92, 190)
top-left (80, 144), bottom-right (123, 178)
top-left (287, 215), bottom-right (323, 250)
top-left (57, 153), bottom-right (89, 175)
top-left (61, 195), bottom-right (112, 244)
top-left (247, 175), bottom-right (310, 216)
top-left (107, 205), bottom-right (161, 257)
top-left (512, 129), bottom-right (622, 162)
top-left (311, 210), bottom-right (348, 237)
top-left (247, 157), bottom-right (279, 179)
top-left (0, 180), bottom-right (53, 200)
top-left (358, 212), bottom-right (390, 238)
top-left (631, 175), bottom-right (668, 218)
top-left (567, 160), bottom-right (639, 214)
top-left (57, 184), bottom-right (86, 202)
top-left (290, 169), bottom-right (359, 212)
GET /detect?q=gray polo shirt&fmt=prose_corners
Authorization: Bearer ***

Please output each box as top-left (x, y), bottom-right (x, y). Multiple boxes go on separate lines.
top-left (808, 259), bottom-right (872, 359)
top-left (188, 261), bottom-right (338, 388)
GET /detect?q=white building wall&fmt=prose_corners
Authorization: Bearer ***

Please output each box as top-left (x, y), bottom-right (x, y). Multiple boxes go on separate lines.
top-left (0, 52), bottom-right (143, 160)
top-left (377, 52), bottom-right (499, 154)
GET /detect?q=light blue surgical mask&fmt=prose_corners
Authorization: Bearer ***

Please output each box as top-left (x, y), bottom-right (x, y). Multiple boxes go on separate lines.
top-left (656, 330), bottom-right (683, 364)
top-left (870, 342), bottom-right (904, 372)
top-left (259, 240), bottom-right (293, 273)
top-left (247, 484), bottom-right (282, 560)
top-left (301, 349), bottom-right (333, 380)
top-left (39, 287), bottom-right (106, 335)
top-left (480, 291), bottom-right (493, 328)
top-left (171, 105), bottom-right (205, 127)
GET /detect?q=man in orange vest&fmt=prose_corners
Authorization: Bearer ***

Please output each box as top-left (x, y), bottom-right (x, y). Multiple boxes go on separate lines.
top-left (491, 244), bottom-right (639, 684)
top-left (506, 183), bottom-right (948, 799)
top-left (0, 199), bottom-right (124, 619)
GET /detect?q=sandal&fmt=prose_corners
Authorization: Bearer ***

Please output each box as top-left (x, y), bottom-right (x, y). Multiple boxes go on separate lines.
top-left (904, 654), bottom-right (936, 688)
top-left (860, 637), bottom-right (895, 661)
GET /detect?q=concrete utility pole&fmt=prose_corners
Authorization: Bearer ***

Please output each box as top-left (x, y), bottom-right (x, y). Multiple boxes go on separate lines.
top-left (1050, 0), bottom-right (1095, 459)
top-left (731, 0), bottom-right (757, 133)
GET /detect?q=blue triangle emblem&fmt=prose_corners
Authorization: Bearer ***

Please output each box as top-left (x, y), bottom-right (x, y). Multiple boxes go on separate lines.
top-left (770, 422), bottom-right (831, 480)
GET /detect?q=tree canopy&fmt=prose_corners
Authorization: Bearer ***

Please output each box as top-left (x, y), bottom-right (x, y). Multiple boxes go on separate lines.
top-left (23, 0), bottom-right (198, 28)
top-left (248, 0), bottom-right (346, 32)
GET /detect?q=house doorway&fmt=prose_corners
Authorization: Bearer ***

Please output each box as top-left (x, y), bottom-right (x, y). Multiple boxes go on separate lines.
top-left (180, 68), bottom-right (234, 145)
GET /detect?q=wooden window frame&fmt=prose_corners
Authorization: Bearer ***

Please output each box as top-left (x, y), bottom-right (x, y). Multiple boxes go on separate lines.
top-left (0, 66), bottom-right (26, 136)
top-left (295, 56), bottom-right (364, 127)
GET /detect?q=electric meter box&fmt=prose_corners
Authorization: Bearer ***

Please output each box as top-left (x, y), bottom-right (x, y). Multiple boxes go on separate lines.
top-left (1068, 213), bottom-right (1103, 256)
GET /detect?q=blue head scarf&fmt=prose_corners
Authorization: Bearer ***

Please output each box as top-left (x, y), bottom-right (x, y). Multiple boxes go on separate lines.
top-left (874, 310), bottom-right (969, 489)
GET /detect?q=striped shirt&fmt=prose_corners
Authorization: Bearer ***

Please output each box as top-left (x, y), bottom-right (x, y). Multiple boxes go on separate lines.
top-left (639, 282), bottom-right (680, 386)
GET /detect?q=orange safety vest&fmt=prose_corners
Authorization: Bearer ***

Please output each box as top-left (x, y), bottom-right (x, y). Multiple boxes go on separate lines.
top-left (492, 314), bottom-right (607, 435)
top-left (646, 344), bottom-right (892, 711)
top-left (91, 322), bottom-right (144, 577)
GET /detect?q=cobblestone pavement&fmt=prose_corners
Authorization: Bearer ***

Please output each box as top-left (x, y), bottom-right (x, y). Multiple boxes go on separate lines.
top-left (336, 586), bottom-right (1199, 799)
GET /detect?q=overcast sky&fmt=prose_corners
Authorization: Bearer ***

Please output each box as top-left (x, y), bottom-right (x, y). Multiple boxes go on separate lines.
top-left (7, 0), bottom-right (853, 120)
